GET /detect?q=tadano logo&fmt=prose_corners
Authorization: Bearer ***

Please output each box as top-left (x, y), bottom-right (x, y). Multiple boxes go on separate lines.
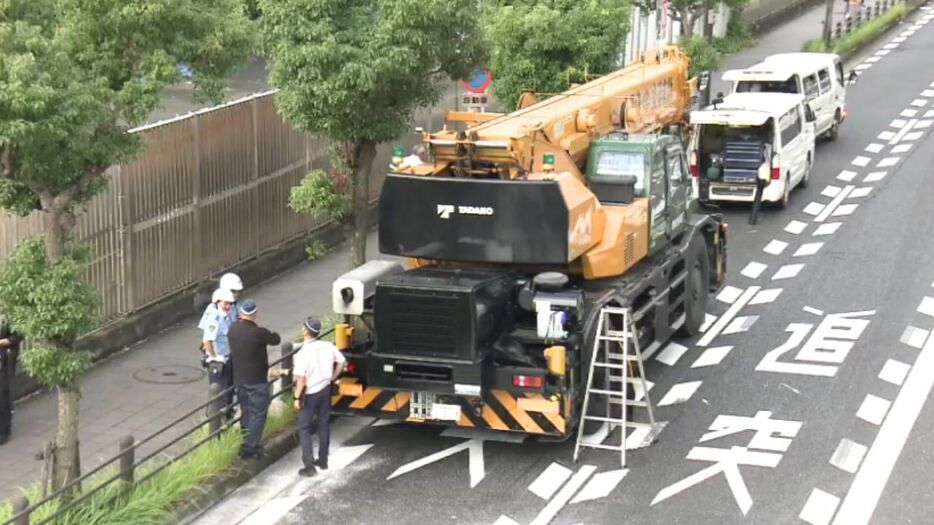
top-left (437, 204), bottom-right (455, 219)
top-left (436, 204), bottom-right (495, 219)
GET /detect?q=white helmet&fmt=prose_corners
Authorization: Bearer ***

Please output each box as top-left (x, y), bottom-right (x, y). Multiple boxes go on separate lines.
top-left (212, 288), bottom-right (236, 304)
top-left (219, 272), bottom-right (243, 291)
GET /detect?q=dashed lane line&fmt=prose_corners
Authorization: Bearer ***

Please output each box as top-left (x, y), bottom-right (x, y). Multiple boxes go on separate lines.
top-left (697, 287), bottom-right (760, 347)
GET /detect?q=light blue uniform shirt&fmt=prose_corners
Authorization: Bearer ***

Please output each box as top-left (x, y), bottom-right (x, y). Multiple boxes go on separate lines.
top-left (198, 303), bottom-right (232, 358)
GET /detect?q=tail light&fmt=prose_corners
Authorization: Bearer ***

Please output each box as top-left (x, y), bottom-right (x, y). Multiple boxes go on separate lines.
top-left (770, 154), bottom-right (781, 180)
top-left (512, 374), bottom-right (544, 389)
top-left (346, 361), bottom-right (357, 375)
top-left (690, 150), bottom-right (699, 177)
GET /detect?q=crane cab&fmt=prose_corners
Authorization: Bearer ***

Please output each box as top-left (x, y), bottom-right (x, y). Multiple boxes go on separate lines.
top-left (585, 131), bottom-right (691, 255)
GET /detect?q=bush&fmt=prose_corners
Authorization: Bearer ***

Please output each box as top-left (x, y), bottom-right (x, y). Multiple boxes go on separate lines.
top-left (713, 16), bottom-right (756, 54)
top-left (801, 2), bottom-right (910, 54)
top-left (681, 37), bottom-right (721, 78)
top-left (288, 169), bottom-right (351, 222)
top-left (305, 239), bottom-right (330, 261)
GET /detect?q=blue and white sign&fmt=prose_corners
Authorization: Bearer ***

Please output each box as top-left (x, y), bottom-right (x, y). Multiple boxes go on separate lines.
top-left (464, 68), bottom-right (492, 93)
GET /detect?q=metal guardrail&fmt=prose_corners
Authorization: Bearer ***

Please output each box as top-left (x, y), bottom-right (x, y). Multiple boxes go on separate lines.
top-left (2, 328), bottom-right (331, 525)
top-left (834, 0), bottom-right (904, 39)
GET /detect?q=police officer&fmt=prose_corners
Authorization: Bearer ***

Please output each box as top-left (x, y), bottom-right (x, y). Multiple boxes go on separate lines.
top-left (0, 317), bottom-right (22, 445)
top-left (199, 288), bottom-right (236, 418)
top-left (219, 273), bottom-right (244, 325)
top-left (293, 318), bottom-right (345, 476)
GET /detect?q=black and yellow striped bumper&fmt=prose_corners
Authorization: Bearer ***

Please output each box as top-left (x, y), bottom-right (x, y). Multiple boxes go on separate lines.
top-left (331, 378), bottom-right (571, 437)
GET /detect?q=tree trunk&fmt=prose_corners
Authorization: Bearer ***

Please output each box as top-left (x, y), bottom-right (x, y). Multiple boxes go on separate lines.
top-left (822, 0), bottom-right (835, 46)
top-left (703, 5), bottom-right (714, 41)
top-left (681, 10), bottom-right (695, 38)
top-left (42, 207), bottom-right (68, 264)
top-left (52, 383), bottom-right (81, 494)
top-left (349, 140), bottom-right (377, 268)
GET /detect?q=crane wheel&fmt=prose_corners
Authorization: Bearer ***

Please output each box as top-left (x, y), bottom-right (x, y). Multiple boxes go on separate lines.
top-left (677, 235), bottom-right (710, 337)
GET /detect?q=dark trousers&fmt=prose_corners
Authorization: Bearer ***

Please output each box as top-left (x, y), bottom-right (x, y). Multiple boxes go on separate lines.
top-left (208, 361), bottom-right (235, 418)
top-left (298, 387), bottom-right (331, 468)
top-left (0, 351), bottom-right (15, 441)
top-left (237, 383), bottom-right (270, 456)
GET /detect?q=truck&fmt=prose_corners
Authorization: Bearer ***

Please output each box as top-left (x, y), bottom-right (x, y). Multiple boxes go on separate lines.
top-left (326, 46), bottom-right (728, 440)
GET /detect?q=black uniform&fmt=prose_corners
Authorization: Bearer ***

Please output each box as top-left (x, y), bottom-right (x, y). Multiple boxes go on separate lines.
top-left (0, 319), bottom-right (22, 445)
top-left (228, 319), bottom-right (280, 458)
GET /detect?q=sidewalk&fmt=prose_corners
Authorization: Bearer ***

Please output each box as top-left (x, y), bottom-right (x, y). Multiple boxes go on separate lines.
top-left (0, 233), bottom-right (379, 500)
top-left (0, 2), bottom-right (835, 505)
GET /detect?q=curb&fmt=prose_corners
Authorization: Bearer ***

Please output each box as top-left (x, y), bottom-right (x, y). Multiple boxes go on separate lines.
top-left (173, 427), bottom-right (299, 525)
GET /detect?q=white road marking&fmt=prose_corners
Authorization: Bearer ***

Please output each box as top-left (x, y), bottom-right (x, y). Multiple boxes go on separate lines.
top-left (763, 239), bottom-right (788, 255)
top-left (863, 143), bottom-right (883, 153)
top-left (633, 380), bottom-right (655, 402)
top-left (570, 469), bottom-right (629, 504)
top-left (850, 156), bottom-right (871, 167)
top-left (836, 170), bottom-right (857, 182)
top-left (900, 108), bottom-right (918, 118)
top-left (899, 325), bottom-right (929, 349)
top-left (785, 220), bottom-right (808, 234)
top-left (911, 98), bottom-right (927, 107)
top-left (700, 313), bottom-right (717, 333)
top-left (580, 423), bottom-right (610, 446)
top-left (888, 118), bottom-right (918, 145)
top-left (902, 131), bottom-right (923, 141)
top-left (821, 185), bottom-right (842, 198)
top-left (891, 143), bottom-right (912, 154)
top-left (626, 421), bottom-right (668, 450)
top-left (863, 56), bottom-right (881, 64)
top-left (882, 43), bottom-right (898, 50)
top-left (878, 359), bottom-right (911, 386)
top-left (692, 346), bottom-right (733, 368)
top-left (781, 382), bottom-right (800, 394)
top-left (750, 288), bottom-right (783, 305)
top-left (698, 287), bottom-right (760, 347)
top-left (794, 243), bottom-right (824, 257)
top-left (529, 466), bottom-right (597, 525)
top-left (831, 204), bottom-right (858, 217)
top-left (387, 438), bottom-right (486, 488)
top-left (830, 439), bottom-right (868, 474)
top-left (917, 296), bottom-right (934, 318)
top-left (889, 118), bottom-right (906, 128)
top-left (875, 49), bottom-right (891, 56)
top-left (856, 394), bottom-right (891, 426)
top-left (831, 331), bottom-right (934, 525)
top-left (876, 130), bottom-right (895, 141)
top-left (656, 342), bottom-right (689, 366)
top-left (876, 157), bottom-right (899, 168)
top-left (815, 185), bottom-right (854, 222)
top-left (528, 462), bottom-right (573, 499)
top-left (924, 110), bottom-right (934, 118)
top-left (803, 306), bottom-right (824, 316)
top-left (741, 262), bottom-right (767, 279)
top-left (892, 36), bottom-right (906, 43)
top-left (854, 63), bottom-right (872, 72)
top-left (330, 444), bottom-right (374, 470)
top-left (772, 264), bottom-right (804, 280)
top-left (803, 202), bottom-right (826, 216)
top-left (848, 187), bottom-right (872, 199)
top-left (717, 285), bottom-right (744, 304)
top-left (723, 315), bottom-right (758, 335)
top-left (800, 488), bottom-right (841, 525)
top-left (240, 496), bottom-right (307, 525)
top-left (915, 119), bottom-right (933, 129)
top-left (863, 171), bottom-right (887, 183)
top-left (922, 89), bottom-right (934, 97)
top-left (658, 381), bottom-right (703, 407)
top-left (493, 517), bottom-right (521, 525)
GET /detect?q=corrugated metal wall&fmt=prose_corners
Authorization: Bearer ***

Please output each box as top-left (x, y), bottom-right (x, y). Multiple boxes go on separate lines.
top-left (0, 86), bottom-right (459, 322)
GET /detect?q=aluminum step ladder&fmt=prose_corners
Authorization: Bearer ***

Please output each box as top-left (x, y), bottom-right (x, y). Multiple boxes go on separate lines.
top-left (573, 306), bottom-right (658, 467)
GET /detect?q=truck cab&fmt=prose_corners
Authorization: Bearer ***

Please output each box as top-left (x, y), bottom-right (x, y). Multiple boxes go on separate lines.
top-left (586, 132), bottom-right (691, 255)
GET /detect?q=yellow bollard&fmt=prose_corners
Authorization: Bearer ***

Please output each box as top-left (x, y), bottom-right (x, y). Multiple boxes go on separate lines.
top-left (335, 323), bottom-right (354, 350)
top-left (544, 345), bottom-right (566, 377)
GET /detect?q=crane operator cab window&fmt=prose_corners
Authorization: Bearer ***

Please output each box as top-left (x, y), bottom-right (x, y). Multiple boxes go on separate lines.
top-left (586, 134), bottom-right (647, 205)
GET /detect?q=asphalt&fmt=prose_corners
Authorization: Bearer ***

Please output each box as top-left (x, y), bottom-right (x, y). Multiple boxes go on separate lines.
top-left (187, 4), bottom-right (934, 525)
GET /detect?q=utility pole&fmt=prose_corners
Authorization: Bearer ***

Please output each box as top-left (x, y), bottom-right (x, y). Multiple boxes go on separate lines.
top-left (822, 0), bottom-right (835, 48)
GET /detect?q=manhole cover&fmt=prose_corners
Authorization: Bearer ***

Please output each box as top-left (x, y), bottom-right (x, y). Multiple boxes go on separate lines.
top-left (132, 365), bottom-right (205, 384)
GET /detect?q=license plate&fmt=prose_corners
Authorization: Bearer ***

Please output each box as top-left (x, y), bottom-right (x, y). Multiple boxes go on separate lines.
top-left (430, 403), bottom-right (462, 421)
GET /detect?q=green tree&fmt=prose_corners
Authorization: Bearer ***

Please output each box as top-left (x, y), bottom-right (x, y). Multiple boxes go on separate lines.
top-left (259, 0), bottom-right (486, 267)
top-left (484, 0), bottom-right (631, 112)
top-left (0, 0), bottom-right (252, 491)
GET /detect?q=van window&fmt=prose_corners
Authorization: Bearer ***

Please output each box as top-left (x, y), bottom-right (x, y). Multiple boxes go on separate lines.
top-left (818, 68), bottom-right (832, 93)
top-left (803, 74), bottom-right (820, 99)
top-left (736, 78), bottom-right (799, 94)
top-left (835, 60), bottom-right (844, 85)
top-left (779, 107), bottom-right (802, 146)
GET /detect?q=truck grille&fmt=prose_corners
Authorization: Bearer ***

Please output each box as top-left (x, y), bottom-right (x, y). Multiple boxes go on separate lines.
top-left (387, 291), bottom-right (462, 357)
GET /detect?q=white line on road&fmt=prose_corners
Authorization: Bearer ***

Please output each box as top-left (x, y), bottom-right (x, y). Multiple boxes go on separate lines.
top-left (915, 119), bottom-right (933, 129)
top-left (717, 285), bottom-right (744, 304)
top-left (530, 466), bottom-right (597, 525)
top-left (830, 439), bottom-right (868, 474)
top-left (803, 202), bottom-right (826, 216)
top-left (656, 342), bottom-right (689, 366)
top-left (814, 185), bottom-right (854, 222)
top-left (891, 143), bottom-right (912, 154)
top-left (723, 315), bottom-right (758, 335)
top-left (794, 243), bottom-right (824, 257)
top-left (763, 239), bottom-right (788, 255)
top-left (856, 394), bottom-right (891, 426)
top-left (741, 261), bottom-right (768, 279)
top-left (813, 223), bottom-right (842, 236)
top-left (831, 326), bottom-right (934, 525)
top-left (785, 220), bottom-right (808, 234)
top-left (692, 346), bottom-right (733, 368)
top-left (899, 325), bottom-right (930, 349)
top-left (836, 170), bottom-right (857, 182)
top-left (800, 488), bottom-right (841, 525)
top-left (570, 469), bottom-right (629, 504)
top-left (772, 264), bottom-right (804, 280)
top-left (657, 381), bottom-right (703, 407)
top-left (899, 108), bottom-right (917, 118)
top-left (821, 185), bottom-right (842, 198)
top-left (750, 288), bottom-right (783, 305)
top-left (889, 118), bottom-right (907, 128)
top-left (917, 296), bottom-right (934, 317)
top-left (876, 130), bottom-right (895, 141)
top-left (849, 187), bottom-right (872, 199)
top-left (529, 462), bottom-right (573, 500)
top-left (878, 359), bottom-right (910, 386)
top-left (877, 157), bottom-right (900, 168)
top-left (832, 203), bottom-right (858, 217)
top-left (910, 98), bottom-right (927, 107)
top-left (697, 287), bottom-right (760, 347)
top-left (851, 156), bottom-right (871, 167)
top-left (864, 143), bottom-right (883, 153)
top-left (863, 171), bottom-right (887, 183)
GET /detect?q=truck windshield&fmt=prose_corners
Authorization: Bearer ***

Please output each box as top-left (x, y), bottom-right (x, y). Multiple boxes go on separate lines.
top-left (735, 78), bottom-right (799, 94)
top-left (595, 151), bottom-right (645, 193)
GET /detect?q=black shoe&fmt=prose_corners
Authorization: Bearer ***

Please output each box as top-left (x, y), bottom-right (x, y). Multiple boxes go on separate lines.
top-left (298, 467), bottom-right (317, 477)
top-left (313, 459), bottom-right (328, 470)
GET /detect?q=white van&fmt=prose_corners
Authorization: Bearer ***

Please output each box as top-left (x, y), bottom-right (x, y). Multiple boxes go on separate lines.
top-left (722, 53), bottom-right (848, 140)
top-left (689, 92), bottom-right (817, 209)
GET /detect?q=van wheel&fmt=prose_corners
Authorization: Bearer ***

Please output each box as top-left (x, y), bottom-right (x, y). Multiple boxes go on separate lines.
top-left (826, 112), bottom-right (841, 141)
top-left (800, 157), bottom-right (812, 189)
top-left (677, 236), bottom-right (710, 338)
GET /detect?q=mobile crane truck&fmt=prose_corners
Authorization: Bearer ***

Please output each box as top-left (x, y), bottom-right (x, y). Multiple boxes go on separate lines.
top-left (326, 46), bottom-right (727, 439)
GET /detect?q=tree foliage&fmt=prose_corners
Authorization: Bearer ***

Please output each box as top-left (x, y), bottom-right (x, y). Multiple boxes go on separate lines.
top-left (289, 169), bottom-right (351, 222)
top-left (484, 0), bottom-right (631, 112)
top-left (641, 0), bottom-right (749, 39)
top-left (260, 0), bottom-right (486, 266)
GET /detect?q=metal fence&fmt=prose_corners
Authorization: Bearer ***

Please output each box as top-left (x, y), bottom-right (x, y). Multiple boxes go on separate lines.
top-left (832, 0), bottom-right (902, 38)
top-left (0, 85), bottom-right (460, 323)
